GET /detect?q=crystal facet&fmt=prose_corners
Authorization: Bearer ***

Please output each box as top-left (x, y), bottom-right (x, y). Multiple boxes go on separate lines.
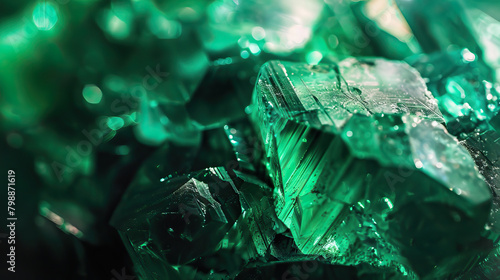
top-left (111, 167), bottom-right (287, 279)
top-left (250, 59), bottom-right (492, 278)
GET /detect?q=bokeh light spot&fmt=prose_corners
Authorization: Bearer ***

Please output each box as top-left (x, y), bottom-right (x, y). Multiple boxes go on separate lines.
top-left (82, 85), bottom-right (103, 104)
top-left (32, 2), bottom-right (58, 31)
top-left (107, 116), bottom-right (125, 130)
top-left (306, 51), bottom-right (323, 65)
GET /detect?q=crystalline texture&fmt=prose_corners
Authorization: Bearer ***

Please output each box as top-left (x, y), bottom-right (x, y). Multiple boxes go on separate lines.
top-left (111, 167), bottom-right (285, 279)
top-left (407, 48), bottom-right (500, 279)
top-left (407, 49), bottom-right (500, 131)
top-left (252, 59), bottom-right (442, 134)
top-left (250, 59), bottom-right (492, 278)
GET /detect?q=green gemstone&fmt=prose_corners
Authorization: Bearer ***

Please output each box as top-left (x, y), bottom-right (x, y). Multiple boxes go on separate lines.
top-left (489, 111), bottom-right (500, 133)
top-left (301, 1), bottom-right (375, 62)
top-left (250, 59), bottom-right (492, 278)
top-left (186, 60), bottom-right (260, 129)
top-left (134, 99), bottom-right (202, 146)
top-left (126, 119), bottom-right (263, 192)
top-left (111, 167), bottom-right (288, 279)
top-left (456, 2), bottom-right (500, 83)
top-left (407, 47), bottom-right (500, 257)
top-left (460, 129), bottom-right (500, 236)
top-left (395, 0), bottom-right (481, 55)
top-left (456, 245), bottom-right (500, 280)
top-left (407, 49), bottom-right (500, 131)
top-left (202, 0), bottom-right (324, 56)
top-left (352, 1), bottom-right (421, 60)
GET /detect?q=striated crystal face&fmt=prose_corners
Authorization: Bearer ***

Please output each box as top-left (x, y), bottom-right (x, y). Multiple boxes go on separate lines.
top-left (252, 59), bottom-right (442, 134)
top-left (250, 59), bottom-right (492, 278)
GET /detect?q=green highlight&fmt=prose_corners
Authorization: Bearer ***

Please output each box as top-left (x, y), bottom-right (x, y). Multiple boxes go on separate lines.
top-left (32, 2), bottom-right (58, 31)
top-left (82, 84), bottom-right (103, 104)
top-left (107, 116), bottom-right (125, 130)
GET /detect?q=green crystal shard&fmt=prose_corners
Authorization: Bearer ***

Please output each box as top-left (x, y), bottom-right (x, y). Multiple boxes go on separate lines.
top-left (202, 0), bottom-right (324, 55)
top-left (301, 0), bottom-right (375, 62)
top-left (124, 128), bottom-right (236, 194)
top-left (223, 120), bottom-right (265, 175)
top-left (408, 48), bottom-right (500, 261)
top-left (134, 100), bottom-right (202, 146)
top-left (126, 119), bottom-right (264, 194)
top-left (463, 5), bottom-right (500, 83)
top-left (460, 128), bottom-right (500, 238)
top-left (251, 59), bottom-right (443, 133)
top-left (407, 49), bottom-right (500, 130)
top-left (395, 0), bottom-right (481, 55)
top-left (186, 60), bottom-right (259, 129)
top-left (353, 0), bottom-right (421, 60)
top-left (250, 59), bottom-right (492, 278)
top-left (111, 167), bottom-right (286, 279)
top-left (456, 245), bottom-right (500, 280)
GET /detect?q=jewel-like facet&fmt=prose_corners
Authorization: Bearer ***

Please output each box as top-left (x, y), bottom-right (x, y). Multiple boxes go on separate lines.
top-left (111, 167), bottom-right (288, 279)
top-left (250, 59), bottom-right (492, 278)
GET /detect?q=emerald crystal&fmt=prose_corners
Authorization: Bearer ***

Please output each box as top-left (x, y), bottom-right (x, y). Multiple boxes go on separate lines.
top-left (111, 166), bottom-right (287, 279)
top-left (463, 6), bottom-right (500, 83)
top-left (395, 0), bottom-right (481, 55)
top-left (111, 120), bottom-right (279, 278)
top-left (407, 49), bottom-right (500, 131)
top-left (301, 0), bottom-right (375, 62)
top-left (202, 0), bottom-right (324, 56)
top-left (250, 59), bottom-right (492, 278)
top-left (457, 128), bottom-right (500, 279)
top-left (186, 61), bottom-right (260, 129)
top-left (407, 46), bottom-right (500, 279)
top-left (456, 245), bottom-right (500, 280)
top-left (353, 1), bottom-right (421, 60)
top-left (460, 128), bottom-right (500, 235)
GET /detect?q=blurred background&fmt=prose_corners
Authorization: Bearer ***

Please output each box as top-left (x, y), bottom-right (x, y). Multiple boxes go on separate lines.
top-left (0, 0), bottom-right (499, 279)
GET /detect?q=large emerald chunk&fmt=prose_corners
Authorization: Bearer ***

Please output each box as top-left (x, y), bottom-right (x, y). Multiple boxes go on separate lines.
top-left (250, 59), bottom-right (492, 278)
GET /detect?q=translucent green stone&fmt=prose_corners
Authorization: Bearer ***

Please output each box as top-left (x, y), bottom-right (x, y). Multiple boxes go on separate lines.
top-left (134, 100), bottom-right (202, 146)
top-left (301, 1), bottom-right (375, 62)
top-left (462, 5), bottom-right (500, 82)
top-left (395, 0), bottom-right (481, 55)
top-left (461, 128), bottom-right (500, 234)
top-left (202, 0), bottom-right (324, 56)
top-left (125, 119), bottom-right (263, 192)
top-left (456, 245), bottom-right (500, 280)
top-left (250, 59), bottom-right (492, 278)
top-left (352, 1), bottom-right (421, 60)
top-left (111, 167), bottom-right (288, 279)
top-left (407, 49), bottom-right (500, 131)
top-left (458, 128), bottom-right (500, 279)
top-left (302, 0), bottom-right (420, 63)
top-left (408, 49), bottom-right (500, 263)
top-left (186, 60), bottom-right (260, 129)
